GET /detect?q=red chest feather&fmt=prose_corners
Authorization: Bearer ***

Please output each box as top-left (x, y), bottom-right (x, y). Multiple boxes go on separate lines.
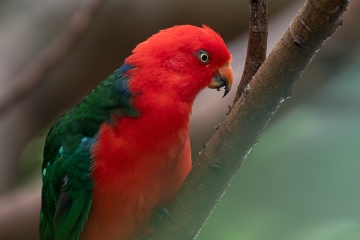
top-left (82, 98), bottom-right (192, 239)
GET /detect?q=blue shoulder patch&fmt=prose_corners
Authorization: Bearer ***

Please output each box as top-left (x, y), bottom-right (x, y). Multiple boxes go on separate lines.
top-left (118, 63), bottom-right (134, 73)
top-left (116, 63), bottom-right (134, 97)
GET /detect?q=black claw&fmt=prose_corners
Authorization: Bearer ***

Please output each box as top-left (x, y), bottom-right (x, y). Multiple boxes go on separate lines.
top-left (151, 208), bottom-right (175, 228)
top-left (161, 208), bottom-right (175, 226)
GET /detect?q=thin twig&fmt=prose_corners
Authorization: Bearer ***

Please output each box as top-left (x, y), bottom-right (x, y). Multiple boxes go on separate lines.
top-left (149, 0), bottom-right (350, 239)
top-left (0, 0), bottom-right (108, 119)
top-left (233, 0), bottom-right (268, 105)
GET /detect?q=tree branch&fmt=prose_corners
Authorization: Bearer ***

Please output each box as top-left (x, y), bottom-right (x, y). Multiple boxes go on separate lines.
top-left (0, 0), bottom-right (107, 119)
top-left (233, 0), bottom-right (268, 104)
top-left (149, 0), bottom-right (350, 239)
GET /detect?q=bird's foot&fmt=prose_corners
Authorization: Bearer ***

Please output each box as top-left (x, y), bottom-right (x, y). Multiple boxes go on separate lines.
top-left (142, 208), bottom-right (176, 239)
top-left (152, 208), bottom-right (175, 228)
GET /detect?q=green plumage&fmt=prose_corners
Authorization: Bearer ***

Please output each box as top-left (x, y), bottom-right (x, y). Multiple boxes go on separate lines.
top-left (40, 65), bottom-right (137, 239)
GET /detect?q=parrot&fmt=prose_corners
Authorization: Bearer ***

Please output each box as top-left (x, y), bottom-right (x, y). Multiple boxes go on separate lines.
top-left (40, 24), bottom-right (233, 240)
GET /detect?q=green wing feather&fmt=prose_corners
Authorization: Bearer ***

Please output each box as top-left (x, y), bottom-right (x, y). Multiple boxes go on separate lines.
top-left (40, 65), bottom-right (137, 239)
top-left (40, 138), bottom-right (94, 240)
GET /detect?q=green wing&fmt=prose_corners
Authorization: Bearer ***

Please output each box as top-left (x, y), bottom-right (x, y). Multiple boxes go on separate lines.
top-left (40, 64), bottom-right (137, 239)
top-left (40, 137), bottom-right (94, 240)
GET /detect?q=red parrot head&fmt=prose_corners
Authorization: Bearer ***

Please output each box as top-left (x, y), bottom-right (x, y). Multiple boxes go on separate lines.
top-left (126, 25), bottom-right (233, 103)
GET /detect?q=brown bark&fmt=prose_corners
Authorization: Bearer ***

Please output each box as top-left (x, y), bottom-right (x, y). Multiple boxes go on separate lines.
top-left (233, 0), bottom-right (268, 104)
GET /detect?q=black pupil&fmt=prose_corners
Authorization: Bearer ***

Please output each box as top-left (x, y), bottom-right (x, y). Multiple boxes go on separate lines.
top-left (201, 54), bottom-right (208, 62)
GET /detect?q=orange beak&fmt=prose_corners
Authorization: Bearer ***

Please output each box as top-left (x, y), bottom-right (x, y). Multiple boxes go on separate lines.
top-left (208, 62), bottom-right (233, 97)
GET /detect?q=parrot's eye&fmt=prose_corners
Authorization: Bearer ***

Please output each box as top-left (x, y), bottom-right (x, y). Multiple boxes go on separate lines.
top-left (197, 51), bottom-right (210, 64)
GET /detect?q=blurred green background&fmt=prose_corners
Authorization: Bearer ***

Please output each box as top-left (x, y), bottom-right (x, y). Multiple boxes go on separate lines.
top-left (0, 0), bottom-right (359, 239)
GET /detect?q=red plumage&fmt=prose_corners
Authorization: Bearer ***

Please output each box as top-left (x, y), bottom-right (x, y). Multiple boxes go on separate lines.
top-left (81, 25), bottom-right (232, 239)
